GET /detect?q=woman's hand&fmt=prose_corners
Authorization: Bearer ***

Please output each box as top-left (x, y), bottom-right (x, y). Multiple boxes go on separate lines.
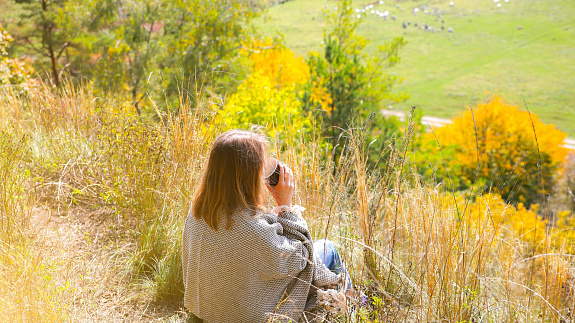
top-left (266, 163), bottom-right (294, 207)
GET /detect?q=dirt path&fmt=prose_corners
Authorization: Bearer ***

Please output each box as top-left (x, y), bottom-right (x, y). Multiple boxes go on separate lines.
top-left (29, 207), bottom-right (185, 322)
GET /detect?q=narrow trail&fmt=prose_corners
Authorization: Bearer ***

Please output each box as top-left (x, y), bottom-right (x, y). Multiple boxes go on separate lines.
top-left (380, 110), bottom-right (575, 150)
top-left (29, 207), bottom-right (184, 322)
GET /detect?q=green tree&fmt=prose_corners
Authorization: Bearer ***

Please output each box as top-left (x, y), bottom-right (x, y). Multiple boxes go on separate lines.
top-left (304, 0), bottom-right (408, 161)
top-left (87, 0), bottom-right (264, 112)
top-left (14, 0), bottom-right (85, 86)
top-left (87, 0), bottom-right (163, 114)
top-left (159, 0), bottom-right (264, 98)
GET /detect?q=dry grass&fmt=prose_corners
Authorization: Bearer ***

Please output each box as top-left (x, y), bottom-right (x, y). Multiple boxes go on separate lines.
top-left (0, 81), bottom-right (573, 322)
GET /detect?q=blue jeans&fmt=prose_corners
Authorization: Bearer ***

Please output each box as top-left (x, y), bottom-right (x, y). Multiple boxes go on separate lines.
top-left (313, 239), bottom-right (352, 291)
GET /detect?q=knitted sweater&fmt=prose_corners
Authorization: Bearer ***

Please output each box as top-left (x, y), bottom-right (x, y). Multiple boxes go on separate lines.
top-left (181, 205), bottom-right (341, 323)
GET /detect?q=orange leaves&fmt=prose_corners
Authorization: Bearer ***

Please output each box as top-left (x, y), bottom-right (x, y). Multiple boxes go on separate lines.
top-left (219, 39), bottom-right (315, 137)
top-left (0, 26), bottom-right (14, 56)
top-left (466, 193), bottom-right (547, 245)
top-left (465, 193), bottom-right (575, 253)
top-left (309, 81), bottom-right (333, 113)
top-left (0, 26), bottom-right (38, 94)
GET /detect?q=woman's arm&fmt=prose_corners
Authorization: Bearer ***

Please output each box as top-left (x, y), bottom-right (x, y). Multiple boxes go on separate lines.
top-left (271, 206), bottom-right (342, 289)
top-left (250, 211), bottom-right (311, 280)
top-left (264, 163), bottom-right (341, 288)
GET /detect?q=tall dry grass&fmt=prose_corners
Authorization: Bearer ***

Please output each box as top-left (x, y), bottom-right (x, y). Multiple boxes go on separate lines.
top-left (0, 81), bottom-right (573, 322)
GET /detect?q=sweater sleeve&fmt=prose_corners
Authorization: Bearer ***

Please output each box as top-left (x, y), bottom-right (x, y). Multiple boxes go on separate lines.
top-left (272, 206), bottom-right (342, 289)
top-left (250, 211), bottom-right (312, 281)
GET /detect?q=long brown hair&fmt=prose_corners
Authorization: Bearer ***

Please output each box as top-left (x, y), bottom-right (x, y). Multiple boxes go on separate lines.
top-left (192, 130), bottom-right (267, 230)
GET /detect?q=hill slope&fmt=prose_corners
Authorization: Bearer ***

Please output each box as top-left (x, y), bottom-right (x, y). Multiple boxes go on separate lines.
top-left (256, 0), bottom-right (575, 136)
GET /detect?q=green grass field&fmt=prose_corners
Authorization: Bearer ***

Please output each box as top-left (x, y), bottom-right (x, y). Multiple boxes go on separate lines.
top-left (256, 0), bottom-right (575, 136)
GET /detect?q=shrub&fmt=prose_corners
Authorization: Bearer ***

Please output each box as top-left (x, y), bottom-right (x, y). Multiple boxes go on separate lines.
top-left (0, 26), bottom-right (37, 95)
top-left (217, 40), bottom-right (314, 138)
top-left (417, 95), bottom-right (568, 207)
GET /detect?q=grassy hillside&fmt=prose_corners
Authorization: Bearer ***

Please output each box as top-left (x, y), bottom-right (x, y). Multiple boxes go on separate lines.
top-left (256, 0), bottom-right (575, 136)
top-left (2, 82), bottom-right (574, 322)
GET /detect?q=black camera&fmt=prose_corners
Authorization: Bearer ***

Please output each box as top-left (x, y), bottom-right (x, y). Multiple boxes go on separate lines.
top-left (266, 162), bottom-right (281, 186)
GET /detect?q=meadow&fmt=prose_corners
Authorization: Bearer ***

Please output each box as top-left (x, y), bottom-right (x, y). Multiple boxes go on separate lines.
top-left (1, 0), bottom-right (574, 321)
top-left (256, 0), bottom-right (575, 136)
top-left (1, 81), bottom-right (574, 322)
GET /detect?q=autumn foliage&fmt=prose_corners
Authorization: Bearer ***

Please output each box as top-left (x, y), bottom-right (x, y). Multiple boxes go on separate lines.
top-left (420, 95), bottom-right (568, 206)
top-left (0, 26), bottom-right (37, 94)
top-left (217, 40), bottom-right (321, 137)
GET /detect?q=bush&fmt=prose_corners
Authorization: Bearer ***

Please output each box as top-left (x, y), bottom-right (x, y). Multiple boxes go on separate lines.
top-left (416, 95), bottom-right (568, 207)
top-left (0, 26), bottom-right (37, 95)
top-left (217, 40), bottom-right (314, 138)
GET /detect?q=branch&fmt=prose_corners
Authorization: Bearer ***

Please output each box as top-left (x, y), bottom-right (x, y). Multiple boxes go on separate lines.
top-left (56, 42), bottom-right (70, 59)
top-left (21, 37), bottom-right (46, 56)
top-left (57, 62), bottom-right (72, 80)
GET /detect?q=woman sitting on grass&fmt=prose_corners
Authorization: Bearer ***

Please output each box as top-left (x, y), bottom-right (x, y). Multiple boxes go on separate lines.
top-left (181, 130), bottom-right (350, 323)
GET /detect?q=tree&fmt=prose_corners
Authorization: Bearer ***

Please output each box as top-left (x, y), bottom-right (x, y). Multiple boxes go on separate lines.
top-left (87, 0), bottom-right (265, 112)
top-left (159, 0), bottom-right (265, 99)
top-left (88, 0), bottom-right (163, 114)
top-left (14, 0), bottom-right (84, 86)
top-left (418, 96), bottom-right (568, 207)
top-left (304, 0), bottom-right (407, 151)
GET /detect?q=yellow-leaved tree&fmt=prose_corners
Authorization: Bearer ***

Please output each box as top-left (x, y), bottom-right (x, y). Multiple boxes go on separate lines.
top-left (217, 40), bottom-right (320, 138)
top-left (417, 95), bottom-right (568, 207)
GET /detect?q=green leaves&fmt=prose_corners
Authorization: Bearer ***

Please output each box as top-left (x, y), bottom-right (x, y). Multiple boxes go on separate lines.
top-left (88, 0), bottom-right (265, 113)
top-left (303, 0), bottom-right (407, 160)
top-left (159, 0), bottom-right (264, 98)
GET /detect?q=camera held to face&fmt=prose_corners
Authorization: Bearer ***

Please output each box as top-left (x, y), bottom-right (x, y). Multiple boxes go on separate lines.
top-left (264, 158), bottom-right (282, 186)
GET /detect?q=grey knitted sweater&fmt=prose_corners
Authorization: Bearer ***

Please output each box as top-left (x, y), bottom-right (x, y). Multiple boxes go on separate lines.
top-left (181, 205), bottom-right (341, 322)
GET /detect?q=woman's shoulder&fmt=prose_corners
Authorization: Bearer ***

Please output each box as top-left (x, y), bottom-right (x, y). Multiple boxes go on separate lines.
top-left (234, 208), bottom-right (280, 230)
top-left (186, 207), bottom-right (279, 232)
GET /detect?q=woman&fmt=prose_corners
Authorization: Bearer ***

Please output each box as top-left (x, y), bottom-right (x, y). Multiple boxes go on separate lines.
top-left (181, 130), bottom-right (349, 322)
